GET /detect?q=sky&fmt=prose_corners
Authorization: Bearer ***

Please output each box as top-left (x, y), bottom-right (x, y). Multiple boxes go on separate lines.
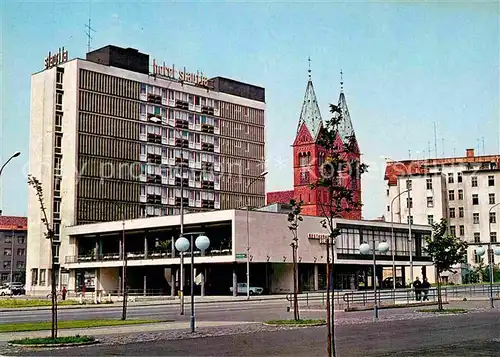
top-left (1, 0), bottom-right (499, 220)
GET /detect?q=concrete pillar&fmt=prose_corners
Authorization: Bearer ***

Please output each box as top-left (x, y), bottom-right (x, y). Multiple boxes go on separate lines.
top-left (314, 264), bottom-right (319, 291)
top-left (119, 240), bottom-right (123, 259)
top-left (200, 267), bottom-right (206, 297)
top-left (171, 236), bottom-right (176, 258)
top-left (232, 265), bottom-right (237, 297)
top-left (143, 275), bottom-right (147, 296)
top-left (171, 267), bottom-right (176, 297)
top-left (144, 235), bottom-right (148, 259)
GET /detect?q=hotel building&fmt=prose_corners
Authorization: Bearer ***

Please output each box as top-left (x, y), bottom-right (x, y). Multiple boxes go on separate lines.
top-left (27, 45), bottom-right (266, 292)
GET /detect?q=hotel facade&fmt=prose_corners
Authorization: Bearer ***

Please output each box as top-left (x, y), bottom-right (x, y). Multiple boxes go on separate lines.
top-left (27, 45), bottom-right (266, 292)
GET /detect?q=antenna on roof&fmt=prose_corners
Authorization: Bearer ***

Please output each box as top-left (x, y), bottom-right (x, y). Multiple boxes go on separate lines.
top-left (85, 1), bottom-right (96, 53)
top-left (442, 138), bottom-right (445, 157)
top-left (433, 122), bottom-right (438, 157)
top-left (428, 141), bottom-right (431, 159)
top-left (482, 136), bottom-right (485, 155)
top-left (408, 150), bottom-right (411, 159)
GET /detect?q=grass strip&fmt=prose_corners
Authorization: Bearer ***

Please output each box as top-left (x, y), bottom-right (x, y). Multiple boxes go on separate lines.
top-left (0, 299), bottom-right (79, 308)
top-left (419, 308), bottom-right (467, 314)
top-left (9, 335), bottom-right (95, 345)
top-left (0, 319), bottom-right (161, 333)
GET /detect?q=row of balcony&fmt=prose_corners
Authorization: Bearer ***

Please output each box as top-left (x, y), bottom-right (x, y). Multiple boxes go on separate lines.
top-left (140, 196), bottom-right (220, 209)
top-left (65, 248), bottom-right (232, 264)
top-left (140, 157), bottom-right (221, 172)
top-left (140, 135), bottom-right (220, 153)
top-left (141, 175), bottom-right (220, 190)
top-left (140, 94), bottom-right (220, 117)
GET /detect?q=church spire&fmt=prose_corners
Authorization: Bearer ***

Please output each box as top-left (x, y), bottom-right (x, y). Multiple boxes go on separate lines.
top-left (336, 70), bottom-right (355, 142)
top-left (296, 58), bottom-right (322, 138)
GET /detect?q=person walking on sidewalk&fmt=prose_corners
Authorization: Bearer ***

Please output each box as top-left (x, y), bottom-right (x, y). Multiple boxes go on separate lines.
top-left (421, 277), bottom-right (430, 301)
top-left (413, 277), bottom-right (422, 301)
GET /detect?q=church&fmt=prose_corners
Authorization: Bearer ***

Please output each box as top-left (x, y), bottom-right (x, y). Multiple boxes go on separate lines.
top-left (266, 71), bottom-right (362, 219)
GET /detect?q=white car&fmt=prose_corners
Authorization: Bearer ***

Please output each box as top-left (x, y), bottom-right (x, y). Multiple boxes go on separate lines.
top-left (0, 285), bottom-right (12, 296)
top-left (229, 283), bottom-right (264, 295)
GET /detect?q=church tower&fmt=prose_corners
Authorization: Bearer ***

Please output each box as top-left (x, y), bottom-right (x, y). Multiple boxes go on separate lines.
top-left (291, 69), bottom-right (361, 219)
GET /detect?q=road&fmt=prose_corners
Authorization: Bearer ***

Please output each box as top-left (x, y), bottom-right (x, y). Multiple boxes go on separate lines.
top-left (7, 310), bottom-right (500, 356)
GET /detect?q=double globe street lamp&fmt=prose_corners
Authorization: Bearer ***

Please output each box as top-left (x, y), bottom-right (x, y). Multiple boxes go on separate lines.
top-left (359, 239), bottom-right (390, 320)
top-left (175, 233), bottom-right (210, 333)
top-left (475, 244), bottom-right (500, 308)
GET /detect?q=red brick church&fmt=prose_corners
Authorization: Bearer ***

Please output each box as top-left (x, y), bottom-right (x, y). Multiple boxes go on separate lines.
top-left (266, 73), bottom-right (362, 219)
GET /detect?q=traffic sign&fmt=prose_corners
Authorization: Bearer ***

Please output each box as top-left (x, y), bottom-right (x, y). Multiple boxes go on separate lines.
top-left (236, 253), bottom-right (247, 259)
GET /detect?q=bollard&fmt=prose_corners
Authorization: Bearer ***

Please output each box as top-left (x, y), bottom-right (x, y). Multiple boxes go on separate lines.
top-left (79, 293), bottom-right (83, 304)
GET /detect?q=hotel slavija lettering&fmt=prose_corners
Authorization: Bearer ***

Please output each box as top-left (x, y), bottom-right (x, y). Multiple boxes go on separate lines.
top-left (307, 233), bottom-right (329, 244)
top-left (44, 47), bottom-right (69, 70)
top-left (152, 59), bottom-right (209, 87)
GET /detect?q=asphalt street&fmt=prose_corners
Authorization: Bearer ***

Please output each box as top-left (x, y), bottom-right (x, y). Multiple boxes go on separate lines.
top-left (8, 310), bottom-right (500, 356)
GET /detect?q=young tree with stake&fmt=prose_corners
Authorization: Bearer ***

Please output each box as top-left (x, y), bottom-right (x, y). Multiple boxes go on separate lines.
top-left (310, 104), bottom-right (368, 357)
top-left (424, 218), bottom-right (468, 310)
top-left (28, 175), bottom-right (59, 339)
top-left (287, 199), bottom-right (303, 321)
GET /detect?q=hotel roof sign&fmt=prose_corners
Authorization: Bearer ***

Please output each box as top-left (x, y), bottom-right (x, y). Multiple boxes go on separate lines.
top-left (44, 47), bottom-right (69, 70)
top-left (152, 59), bottom-right (209, 87)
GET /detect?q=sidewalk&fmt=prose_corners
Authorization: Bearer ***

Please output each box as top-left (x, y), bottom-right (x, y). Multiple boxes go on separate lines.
top-left (0, 320), bottom-right (257, 343)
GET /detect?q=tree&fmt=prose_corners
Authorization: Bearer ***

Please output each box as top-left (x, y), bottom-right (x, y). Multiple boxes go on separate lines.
top-left (424, 219), bottom-right (468, 310)
top-left (28, 175), bottom-right (58, 339)
top-left (287, 199), bottom-right (303, 321)
top-left (310, 104), bottom-right (368, 357)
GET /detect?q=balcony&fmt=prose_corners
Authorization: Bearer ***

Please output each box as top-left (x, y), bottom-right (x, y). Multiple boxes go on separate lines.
top-left (175, 138), bottom-right (189, 148)
top-left (175, 197), bottom-right (189, 206)
top-left (202, 181), bottom-right (214, 190)
top-left (147, 94), bottom-right (162, 104)
top-left (201, 106), bottom-right (214, 115)
top-left (147, 113), bottom-right (162, 123)
top-left (202, 143), bottom-right (214, 152)
top-left (201, 162), bottom-right (213, 170)
top-left (175, 119), bottom-right (189, 129)
top-left (147, 194), bottom-right (162, 204)
top-left (175, 100), bottom-right (189, 110)
top-left (175, 177), bottom-right (189, 187)
top-left (175, 157), bottom-right (189, 167)
top-left (201, 123), bottom-right (214, 134)
top-left (202, 199), bottom-right (215, 209)
top-left (147, 133), bottom-right (162, 144)
top-left (147, 174), bottom-right (162, 184)
top-left (147, 153), bottom-right (161, 165)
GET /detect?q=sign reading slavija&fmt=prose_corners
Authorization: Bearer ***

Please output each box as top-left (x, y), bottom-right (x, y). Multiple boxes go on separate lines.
top-left (44, 47), bottom-right (69, 70)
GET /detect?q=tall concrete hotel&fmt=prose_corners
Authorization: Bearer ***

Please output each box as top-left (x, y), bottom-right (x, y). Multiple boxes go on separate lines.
top-left (27, 45), bottom-right (266, 292)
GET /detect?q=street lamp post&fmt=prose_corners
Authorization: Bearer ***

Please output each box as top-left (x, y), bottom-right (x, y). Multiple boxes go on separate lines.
top-left (245, 171), bottom-right (268, 300)
top-left (390, 188), bottom-right (411, 291)
top-left (359, 239), bottom-right (390, 320)
top-left (121, 220), bottom-right (127, 320)
top-left (175, 233), bottom-right (210, 333)
top-left (477, 202), bottom-right (500, 308)
top-left (0, 151), bottom-right (21, 216)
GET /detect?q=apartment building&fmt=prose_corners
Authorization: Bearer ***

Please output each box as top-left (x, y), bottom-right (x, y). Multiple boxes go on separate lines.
top-left (384, 148), bottom-right (500, 282)
top-left (27, 45), bottom-right (266, 292)
top-left (0, 216), bottom-right (27, 284)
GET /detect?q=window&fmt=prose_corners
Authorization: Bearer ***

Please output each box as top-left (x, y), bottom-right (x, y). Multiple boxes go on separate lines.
top-left (488, 175), bottom-right (495, 186)
top-left (448, 173), bottom-right (454, 183)
top-left (459, 207), bottom-right (464, 218)
top-left (427, 197), bottom-right (434, 208)
top-left (459, 225), bottom-right (465, 236)
top-left (450, 226), bottom-right (456, 236)
top-left (490, 212), bottom-right (496, 224)
top-left (56, 70), bottom-right (63, 84)
top-left (426, 178), bottom-right (433, 190)
top-left (491, 232), bottom-right (497, 243)
top-left (448, 190), bottom-right (455, 201)
top-left (16, 261), bottom-right (25, 269)
top-left (473, 213), bottom-right (479, 224)
top-left (490, 193), bottom-right (496, 204)
top-left (4, 236), bottom-right (11, 244)
top-left (449, 208), bottom-right (456, 218)
top-left (31, 269), bottom-right (38, 286)
top-left (386, 189), bottom-right (389, 196)
top-left (3, 261), bottom-right (10, 269)
top-left (474, 232), bottom-right (480, 243)
top-left (458, 189), bottom-right (463, 200)
top-left (56, 92), bottom-right (63, 105)
top-left (17, 236), bottom-right (26, 244)
top-left (457, 172), bottom-right (462, 183)
top-left (472, 194), bottom-right (479, 205)
top-left (40, 269), bottom-right (46, 286)
top-left (407, 216), bottom-right (414, 225)
top-left (406, 197), bottom-right (413, 209)
top-left (387, 205), bottom-right (390, 212)
top-left (427, 215), bottom-right (434, 225)
top-left (4, 248), bottom-right (11, 256)
top-left (471, 176), bottom-right (478, 187)
top-left (17, 248), bottom-right (25, 256)
top-left (406, 179), bottom-right (412, 190)
top-left (0, 274), bottom-right (7, 282)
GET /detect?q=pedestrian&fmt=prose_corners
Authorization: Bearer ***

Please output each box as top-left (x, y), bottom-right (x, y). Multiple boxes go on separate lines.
top-left (421, 277), bottom-right (431, 301)
top-left (413, 277), bottom-right (422, 301)
top-left (61, 285), bottom-right (67, 301)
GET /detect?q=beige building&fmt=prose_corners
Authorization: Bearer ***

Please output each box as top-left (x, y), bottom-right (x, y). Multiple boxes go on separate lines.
top-left (60, 209), bottom-right (433, 295)
top-left (27, 45), bottom-right (266, 292)
top-left (385, 148), bottom-right (500, 283)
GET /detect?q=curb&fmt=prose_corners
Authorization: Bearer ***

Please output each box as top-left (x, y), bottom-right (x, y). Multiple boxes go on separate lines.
top-left (344, 301), bottom-right (447, 312)
top-left (8, 339), bottom-right (100, 348)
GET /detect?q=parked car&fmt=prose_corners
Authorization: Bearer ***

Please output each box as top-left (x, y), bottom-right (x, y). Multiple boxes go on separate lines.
top-left (0, 284), bottom-right (12, 296)
top-left (382, 277), bottom-right (404, 289)
top-left (9, 283), bottom-right (26, 295)
top-left (229, 283), bottom-right (264, 295)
